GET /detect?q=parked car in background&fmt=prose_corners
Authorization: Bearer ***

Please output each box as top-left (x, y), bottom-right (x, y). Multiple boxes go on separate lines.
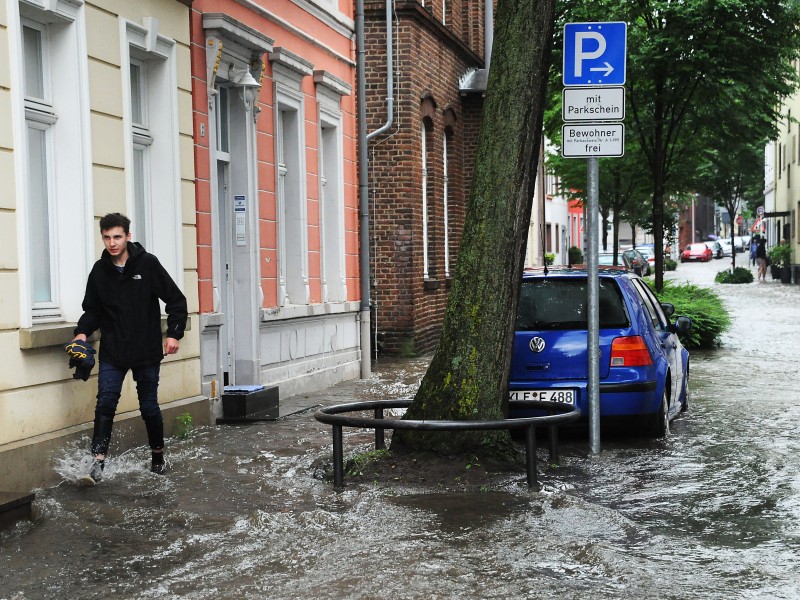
top-left (733, 236), bottom-right (749, 252)
top-left (598, 249), bottom-right (649, 276)
top-left (718, 239), bottom-right (734, 257)
top-left (633, 245), bottom-right (657, 273)
top-left (508, 268), bottom-right (692, 437)
top-left (703, 240), bottom-right (723, 258)
top-left (598, 251), bottom-right (633, 272)
top-left (682, 243), bottom-right (713, 262)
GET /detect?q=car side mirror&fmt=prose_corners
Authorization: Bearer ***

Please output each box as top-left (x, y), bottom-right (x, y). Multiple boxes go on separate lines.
top-left (660, 302), bottom-right (675, 317)
top-left (670, 315), bottom-right (692, 333)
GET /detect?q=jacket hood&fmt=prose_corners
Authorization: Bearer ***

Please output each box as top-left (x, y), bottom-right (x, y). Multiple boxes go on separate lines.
top-left (101, 241), bottom-right (145, 267)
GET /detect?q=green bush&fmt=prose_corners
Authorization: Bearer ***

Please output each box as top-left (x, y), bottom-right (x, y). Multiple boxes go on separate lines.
top-left (647, 280), bottom-right (730, 349)
top-left (664, 258), bottom-right (677, 271)
top-left (544, 252), bottom-right (555, 265)
top-left (715, 267), bottom-right (754, 284)
top-left (768, 243), bottom-right (792, 267)
top-left (568, 246), bottom-right (583, 265)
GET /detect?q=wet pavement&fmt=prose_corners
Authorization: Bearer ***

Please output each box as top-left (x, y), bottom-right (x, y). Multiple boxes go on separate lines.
top-left (2, 257), bottom-right (800, 599)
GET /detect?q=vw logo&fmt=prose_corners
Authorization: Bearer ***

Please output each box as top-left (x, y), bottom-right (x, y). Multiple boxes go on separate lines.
top-left (529, 337), bottom-right (546, 352)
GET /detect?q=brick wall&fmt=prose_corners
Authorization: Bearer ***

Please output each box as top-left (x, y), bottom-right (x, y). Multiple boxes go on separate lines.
top-left (365, 0), bottom-right (485, 355)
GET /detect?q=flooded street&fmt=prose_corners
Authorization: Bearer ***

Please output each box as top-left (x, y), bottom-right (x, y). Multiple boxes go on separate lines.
top-left (2, 258), bottom-right (800, 599)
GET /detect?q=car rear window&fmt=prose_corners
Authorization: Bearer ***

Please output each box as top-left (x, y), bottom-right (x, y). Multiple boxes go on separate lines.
top-left (516, 278), bottom-right (630, 330)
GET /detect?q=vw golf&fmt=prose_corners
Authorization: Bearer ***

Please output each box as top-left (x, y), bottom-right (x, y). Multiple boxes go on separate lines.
top-left (509, 268), bottom-right (692, 437)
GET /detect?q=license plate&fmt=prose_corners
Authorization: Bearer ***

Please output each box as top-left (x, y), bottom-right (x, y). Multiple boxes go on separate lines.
top-left (508, 389), bottom-right (575, 405)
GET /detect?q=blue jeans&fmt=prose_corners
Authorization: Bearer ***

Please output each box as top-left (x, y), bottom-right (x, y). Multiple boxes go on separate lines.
top-left (91, 362), bottom-right (163, 456)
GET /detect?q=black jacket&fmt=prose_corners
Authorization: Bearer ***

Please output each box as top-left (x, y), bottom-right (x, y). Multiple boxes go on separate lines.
top-left (74, 242), bottom-right (187, 369)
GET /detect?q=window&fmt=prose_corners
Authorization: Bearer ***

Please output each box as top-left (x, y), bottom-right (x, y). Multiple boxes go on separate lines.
top-left (272, 55), bottom-right (312, 307)
top-left (129, 58), bottom-right (152, 245)
top-left (22, 22), bottom-right (57, 315)
top-left (443, 131), bottom-right (451, 278)
top-left (123, 19), bottom-right (182, 284)
top-left (422, 121), bottom-right (431, 278)
top-left (276, 87), bottom-right (309, 305)
top-left (14, 1), bottom-right (92, 325)
top-left (314, 70), bottom-right (351, 303)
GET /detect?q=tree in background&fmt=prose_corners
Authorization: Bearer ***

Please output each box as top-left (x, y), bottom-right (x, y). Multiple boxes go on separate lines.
top-left (550, 0), bottom-right (800, 290)
top-left (392, 0), bottom-right (556, 454)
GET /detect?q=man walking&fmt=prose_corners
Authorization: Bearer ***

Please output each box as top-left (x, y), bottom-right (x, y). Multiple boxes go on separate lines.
top-left (72, 213), bottom-right (187, 484)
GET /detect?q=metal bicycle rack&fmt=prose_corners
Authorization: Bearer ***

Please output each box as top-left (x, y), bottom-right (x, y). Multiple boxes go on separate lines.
top-left (314, 399), bottom-right (582, 489)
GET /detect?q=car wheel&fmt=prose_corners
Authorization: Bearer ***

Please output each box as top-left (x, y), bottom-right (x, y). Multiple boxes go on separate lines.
top-left (649, 389), bottom-right (670, 438)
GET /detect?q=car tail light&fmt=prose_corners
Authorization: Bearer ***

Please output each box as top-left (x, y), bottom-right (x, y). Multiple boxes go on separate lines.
top-left (610, 336), bottom-right (653, 366)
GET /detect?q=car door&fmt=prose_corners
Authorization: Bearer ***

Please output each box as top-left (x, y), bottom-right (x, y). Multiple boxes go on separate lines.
top-left (630, 279), bottom-right (684, 415)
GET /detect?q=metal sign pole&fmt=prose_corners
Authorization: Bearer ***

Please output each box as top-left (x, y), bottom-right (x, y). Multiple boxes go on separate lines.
top-left (587, 156), bottom-right (601, 454)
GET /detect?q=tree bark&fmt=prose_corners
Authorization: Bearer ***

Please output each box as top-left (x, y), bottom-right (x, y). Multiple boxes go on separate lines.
top-left (392, 0), bottom-right (556, 453)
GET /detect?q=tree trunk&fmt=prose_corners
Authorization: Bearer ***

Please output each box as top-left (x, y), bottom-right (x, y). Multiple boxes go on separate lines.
top-left (391, 0), bottom-right (556, 453)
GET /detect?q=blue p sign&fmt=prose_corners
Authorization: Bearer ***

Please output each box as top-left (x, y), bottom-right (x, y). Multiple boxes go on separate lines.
top-left (563, 22), bottom-right (627, 86)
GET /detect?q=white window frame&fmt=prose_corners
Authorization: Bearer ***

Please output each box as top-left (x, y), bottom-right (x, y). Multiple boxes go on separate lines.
top-left (274, 66), bottom-right (310, 306)
top-left (443, 131), bottom-right (450, 278)
top-left (317, 88), bottom-right (347, 303)
top-left (422, 123), bottom-right (430, 279)
top-left (121, 18), bottom-right (182, 286)
top-left (12, 1), bottom-right (92, 326)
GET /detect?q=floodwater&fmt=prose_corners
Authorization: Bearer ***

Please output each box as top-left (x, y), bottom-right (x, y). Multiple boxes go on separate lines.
top-left (2, 257), bottom-right (800, 599)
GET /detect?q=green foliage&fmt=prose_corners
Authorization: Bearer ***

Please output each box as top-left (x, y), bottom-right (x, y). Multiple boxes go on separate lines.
top-left (715, 267), bottom-right (754, 284)
top-left (648, 280), bottom-right (730, 349)
top-left (345, 449), bottom-right (390, 477)
top-left (664, 258), bottom-right (678, 272)
top-left (768, 243), bottom-right (792, 267)
top-left (175, 412), bottom-right (193, 440)
top-left (568, 246), bottom-right (583, 265)
top-left (544, 252), bottom-right (555, 265)
top-left (552, 0), bottom-right (800, 291)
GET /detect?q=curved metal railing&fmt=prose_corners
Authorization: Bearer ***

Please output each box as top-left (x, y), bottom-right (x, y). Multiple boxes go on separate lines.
top-left (314, 399), bottom-right (581, 488)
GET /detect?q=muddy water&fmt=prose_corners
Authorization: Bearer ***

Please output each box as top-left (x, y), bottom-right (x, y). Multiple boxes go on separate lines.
top-left (2, 259), bottom-right (800, 599)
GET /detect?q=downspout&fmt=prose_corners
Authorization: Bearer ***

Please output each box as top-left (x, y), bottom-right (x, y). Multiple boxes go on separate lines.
top-left (356, 0), bottom-right (371, 378)
top-left (357, 0), bottom-right (395, 378)
top-left (367, 0), bottom-right (394, 141)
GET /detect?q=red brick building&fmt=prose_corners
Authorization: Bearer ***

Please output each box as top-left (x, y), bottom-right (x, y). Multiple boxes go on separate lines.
top-left (365, 0), bottom-right (489, 355)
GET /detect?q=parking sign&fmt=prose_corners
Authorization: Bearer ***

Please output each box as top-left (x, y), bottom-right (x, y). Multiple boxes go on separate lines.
top-left (563, 22), bottom-right (627, 86)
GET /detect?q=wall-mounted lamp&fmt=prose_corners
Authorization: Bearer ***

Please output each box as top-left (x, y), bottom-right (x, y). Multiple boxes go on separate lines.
top-left (229, 66), bottom-right (261, 90)
top-left (229, 66), bottom-right (262, 119)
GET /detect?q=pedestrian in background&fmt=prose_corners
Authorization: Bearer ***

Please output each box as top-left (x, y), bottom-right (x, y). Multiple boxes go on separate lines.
top-left (755, 235), bottom-right (768, 281)
top-left (750, 235), bottom-right (759, 267)
top-left (72, 213), bottom-right (187, 485)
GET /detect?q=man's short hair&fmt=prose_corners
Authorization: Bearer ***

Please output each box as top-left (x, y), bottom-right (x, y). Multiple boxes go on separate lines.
top-left (99, 213), bottom-right (131, 234)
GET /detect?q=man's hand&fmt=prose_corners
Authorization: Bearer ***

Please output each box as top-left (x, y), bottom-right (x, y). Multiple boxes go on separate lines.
top-left (164, 337), bottom-right (180, 356)
top-left (73, 334), bottom-right (88, 342)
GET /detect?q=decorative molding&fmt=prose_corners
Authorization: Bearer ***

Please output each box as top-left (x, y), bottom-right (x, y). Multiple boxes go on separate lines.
top-left (202, 13), bottom-right (274, 55)
top-left (313, 70), bottom-right (352, 97)
top-left (269, 47), bottom-right (313, 77)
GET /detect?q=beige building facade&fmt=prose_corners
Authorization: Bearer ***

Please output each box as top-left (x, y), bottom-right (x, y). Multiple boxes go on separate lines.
top-left (770, 79), bottom-right (799, 280)
top-left (0, 0), bottom-right (204, 493)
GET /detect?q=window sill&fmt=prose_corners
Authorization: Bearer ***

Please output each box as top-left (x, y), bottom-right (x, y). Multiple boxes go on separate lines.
top-left (19, 317), bottom-right (190, 350)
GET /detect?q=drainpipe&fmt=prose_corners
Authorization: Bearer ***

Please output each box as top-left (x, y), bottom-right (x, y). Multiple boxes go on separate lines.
top-left (367, 0), bottom-right (394, 141)
top-left (356, 0), bottom-right (371, 378)
top-left (357, 0), bottom-right (395, 378)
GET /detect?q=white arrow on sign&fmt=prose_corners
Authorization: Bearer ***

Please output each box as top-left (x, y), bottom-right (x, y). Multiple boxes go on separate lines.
top-left (589, 62), bottom-right (614, 77)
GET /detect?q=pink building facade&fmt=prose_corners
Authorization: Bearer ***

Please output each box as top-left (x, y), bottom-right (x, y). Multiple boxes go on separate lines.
top-left (189, 1), bottom-right (361, 407)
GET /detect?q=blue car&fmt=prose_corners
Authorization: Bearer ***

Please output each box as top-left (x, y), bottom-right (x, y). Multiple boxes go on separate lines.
top-left (508, 268), bottom-right (692, 437)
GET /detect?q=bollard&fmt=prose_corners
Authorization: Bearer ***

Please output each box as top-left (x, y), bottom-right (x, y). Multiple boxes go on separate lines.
top-left (525, 425), bottom-right (537, 488)
top-left (333, 424), bottom-right (344, 488)
top-left (374, 407), bottom-right (385, 450)
top-left (549, 425), bottom-right (559, 462)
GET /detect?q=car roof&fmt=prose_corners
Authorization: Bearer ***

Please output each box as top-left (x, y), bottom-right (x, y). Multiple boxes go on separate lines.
top-left (522, 266), bottom-right (635, 279)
